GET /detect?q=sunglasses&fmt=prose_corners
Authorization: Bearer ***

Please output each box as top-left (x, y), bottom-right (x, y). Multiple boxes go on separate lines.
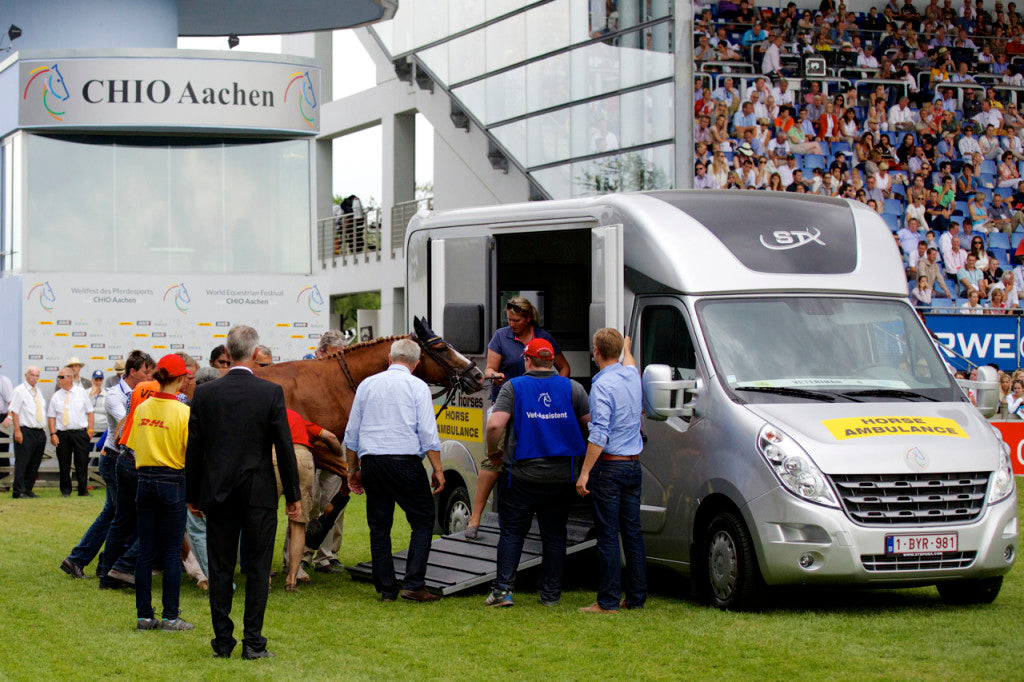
top-left (256, 362), bottom-right (272, 368)
top-left (506, 303), bottom-right (528, 315)
top-left (57, 375), bottom-right (69, 379)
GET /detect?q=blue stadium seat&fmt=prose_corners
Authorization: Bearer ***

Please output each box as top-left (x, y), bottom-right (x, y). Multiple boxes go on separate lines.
top-left (883, 213), bottom-right (901, 231)
top-left (980, 159), bottom-right (998, 175)
top-left (978, 173), bottom-right (995, 188)
top-left (994, 249), bottom-right (1011, 267)
top-left (831, 141), bottom-right (852, 154)
top-left (929, 297), bottom-right (956, 309)
top-left (989, 232), bottom-right (1011, 250)
top-left (979, 187), bottom-right (993, 203)
top-left (954, 201), bottom-right (968, 216)
top-left (802, 154), bottom-right (826, 171)
top-left (884, 199), bottom-right (904, 215)
top-left (1013, 233), bottom-right (1024, 249)
top-left (995, 186), bottom-right (1014, 199)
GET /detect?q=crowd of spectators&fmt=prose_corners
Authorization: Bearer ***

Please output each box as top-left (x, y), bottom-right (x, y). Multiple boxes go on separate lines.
top-left (692, 0), bottom-right (1024, 313)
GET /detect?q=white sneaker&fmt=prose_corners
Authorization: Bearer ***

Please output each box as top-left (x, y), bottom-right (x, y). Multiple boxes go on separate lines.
top-left (297, 566), bottom-right (311, 583)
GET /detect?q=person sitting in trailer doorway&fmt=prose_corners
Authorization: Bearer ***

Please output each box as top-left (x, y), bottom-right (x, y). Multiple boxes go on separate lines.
top-left (465, 296), bottom-right (571, 540)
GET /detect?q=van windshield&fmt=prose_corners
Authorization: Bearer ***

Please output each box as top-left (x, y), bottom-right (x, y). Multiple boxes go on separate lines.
top-left (696, 297), bottom-right (963, 403)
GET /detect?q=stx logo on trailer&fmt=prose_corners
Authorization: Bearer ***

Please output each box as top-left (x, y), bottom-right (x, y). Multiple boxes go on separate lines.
top-left (759, 227), bottom-right (826, 250)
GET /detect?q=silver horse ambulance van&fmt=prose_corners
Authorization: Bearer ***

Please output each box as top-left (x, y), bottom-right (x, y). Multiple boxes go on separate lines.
top-left (406, 190), bottom-right (1017, 609)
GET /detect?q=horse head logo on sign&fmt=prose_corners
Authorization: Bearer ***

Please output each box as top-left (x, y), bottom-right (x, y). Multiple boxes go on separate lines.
top-left (163, 282), bottom-right (191, 314)
top-left (284, 71), bottom-right (317, 129)
top-left (27, 281), bottom-right (56, 312)
top-left (297, 285), bottom-right (323, 316)
top-left (23, 64), bottom-right (70, 121)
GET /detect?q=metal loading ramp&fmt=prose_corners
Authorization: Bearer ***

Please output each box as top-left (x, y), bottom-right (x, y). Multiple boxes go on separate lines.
top-left (346, 512), bottom-right (596, 595)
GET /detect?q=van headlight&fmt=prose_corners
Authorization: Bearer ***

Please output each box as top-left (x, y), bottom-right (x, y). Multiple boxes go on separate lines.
top-left (988, 426), bottom-right (1016, 505)
top-left (758, 424), bottom-right (839, 508)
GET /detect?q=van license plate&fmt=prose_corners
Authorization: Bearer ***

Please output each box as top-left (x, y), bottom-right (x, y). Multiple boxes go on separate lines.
top-left (885, 533), bottom-right (958, 555)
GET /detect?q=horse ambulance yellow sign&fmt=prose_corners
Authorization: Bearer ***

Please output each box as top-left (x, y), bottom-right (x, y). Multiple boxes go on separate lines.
top-left (435, 406), bottom-right (484, 442)
top-left (823, 416), bottom-right (968, 440)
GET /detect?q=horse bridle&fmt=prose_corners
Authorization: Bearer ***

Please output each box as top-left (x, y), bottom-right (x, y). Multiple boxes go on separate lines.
top-left (413, 332), bottom-right (479, 419)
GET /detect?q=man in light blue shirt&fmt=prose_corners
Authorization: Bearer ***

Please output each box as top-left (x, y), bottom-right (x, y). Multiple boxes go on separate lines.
top-left (346, 338), bottom-right (443, 603)
top-left (575, 329), bottom-right (646, 613)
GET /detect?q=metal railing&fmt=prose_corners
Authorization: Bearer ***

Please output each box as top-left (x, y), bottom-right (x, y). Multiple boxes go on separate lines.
top-left (316, 207), bottom-right (382, 268)
top-left (390, 197), bottom-right (432, 257)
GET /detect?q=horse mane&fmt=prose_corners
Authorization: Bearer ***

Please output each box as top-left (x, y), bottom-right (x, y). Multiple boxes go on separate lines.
top-left (319, 334), bottom-right (411, 359)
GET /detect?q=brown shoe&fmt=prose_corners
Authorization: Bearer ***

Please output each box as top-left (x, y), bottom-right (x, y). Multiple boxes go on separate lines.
top-left (400, 588), bottom-right (440, 602)
top-left (579, 602), bottom-right (618, 614)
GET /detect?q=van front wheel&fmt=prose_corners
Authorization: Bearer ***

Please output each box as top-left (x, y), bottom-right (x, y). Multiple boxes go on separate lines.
top-left (701, 511), bottom-right (761, 610)
top-left (936, 576), bottom-right (1003, 605)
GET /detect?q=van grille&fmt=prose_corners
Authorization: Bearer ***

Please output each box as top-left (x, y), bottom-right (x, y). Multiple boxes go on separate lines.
top-left (861, 552), bottom-right (977, 572)
top-left (828, 472), bottom-right (989, 526)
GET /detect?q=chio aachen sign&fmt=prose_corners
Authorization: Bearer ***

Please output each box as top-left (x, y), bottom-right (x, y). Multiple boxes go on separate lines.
top-left (18, 57), bottom-right (320, 134)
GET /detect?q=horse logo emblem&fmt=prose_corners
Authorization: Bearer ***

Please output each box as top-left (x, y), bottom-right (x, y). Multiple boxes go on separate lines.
top-left (297, 285), bottom-right (323, 315)
top-left (27, 281), bottom-right (56, 312)
top-left (284, 71), bottom-right (317, 129)
top-left (163, 282), bottom-right (191, 314)
top-left (23, 64), bottom-right (70, 121)
top-left (538, 392), bottom-right (552, 408)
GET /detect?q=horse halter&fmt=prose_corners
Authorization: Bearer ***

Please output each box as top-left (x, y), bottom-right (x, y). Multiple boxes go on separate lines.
top-left (412, 332), bottom-right (479, 418)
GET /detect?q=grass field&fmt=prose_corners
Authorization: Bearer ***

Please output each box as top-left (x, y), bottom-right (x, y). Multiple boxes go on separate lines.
top-left (1, 485), bottom-right (1021, 681)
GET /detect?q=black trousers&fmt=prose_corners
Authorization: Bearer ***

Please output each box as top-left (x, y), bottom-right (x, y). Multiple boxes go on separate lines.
top-left (56, 428), bottom-right (90, 495)
top-left (361, 455), bottom-right (435, 596)
top-left (205, 488), bottom-right (277, 655)
top-left (12, 427), bottom-right (46, 495)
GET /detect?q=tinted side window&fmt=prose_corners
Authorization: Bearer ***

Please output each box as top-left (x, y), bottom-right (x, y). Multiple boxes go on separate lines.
top-left (641, 305), bottom-right (696, 380)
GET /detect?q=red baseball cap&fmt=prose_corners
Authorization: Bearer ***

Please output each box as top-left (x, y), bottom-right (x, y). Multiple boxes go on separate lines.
top-left (157, 354), bottom-right (193, 378)
top-left (522, 338), bottom-right (554, 359)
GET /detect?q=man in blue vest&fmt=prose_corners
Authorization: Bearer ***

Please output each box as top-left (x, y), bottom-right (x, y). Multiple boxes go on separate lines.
top-left (483, 338), bottom-right (589, 607)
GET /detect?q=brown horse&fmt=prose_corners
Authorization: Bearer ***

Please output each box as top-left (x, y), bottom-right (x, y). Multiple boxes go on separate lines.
top-left (255, 317), bottom-right (485, 475)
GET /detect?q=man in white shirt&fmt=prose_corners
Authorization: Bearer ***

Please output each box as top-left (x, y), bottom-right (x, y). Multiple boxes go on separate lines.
top-left (8, 367), bottom-right (48, 499)
top-left (777, 155), bottom-right (798, 186)
top-left (939, 221), bottom-right (963, 262)
top-left (889, 96), bottom-right (916, 131)
top-left (989, 271), bottom-right (1021, 308)
top-left (772, 78), bottom-right (795, 107)
top-left (47, 369), bottom-right (94, 497)
top-left (761, 33), bottom-right (785, 76)
top-left (767, 129), bottom-right (791, 161)
top-left (748, 91), bottom-right (770, 121)
top-left (944, 234), bottom-right (969, 277)
top-left (857, 44), bottom-right (880, 68)
top-left (974, 100), bottom-right (1004, 130)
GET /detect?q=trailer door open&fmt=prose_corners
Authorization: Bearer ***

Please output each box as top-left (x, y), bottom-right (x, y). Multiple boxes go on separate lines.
top-left (590, 224), bottom-right (624, 337)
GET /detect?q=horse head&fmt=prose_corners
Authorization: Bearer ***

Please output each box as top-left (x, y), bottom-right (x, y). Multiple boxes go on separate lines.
top-left (411, 316), bottom-right (485, 394)
top-left (49, 64), bottom-right (69, 101)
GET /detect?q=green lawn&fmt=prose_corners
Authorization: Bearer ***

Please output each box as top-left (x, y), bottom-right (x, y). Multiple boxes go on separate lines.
top-left (1, 485), bottom-right (1021, 681)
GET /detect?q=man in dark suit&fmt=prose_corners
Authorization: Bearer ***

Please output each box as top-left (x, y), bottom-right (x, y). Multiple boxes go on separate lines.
top-left (186, 326), bottom-right (301, 660)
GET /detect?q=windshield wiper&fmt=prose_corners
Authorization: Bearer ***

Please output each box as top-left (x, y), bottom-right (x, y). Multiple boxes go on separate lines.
top-left (734, 386), bottom-right (837, 402)
top-left (838, 388), bottom-right (938, 402)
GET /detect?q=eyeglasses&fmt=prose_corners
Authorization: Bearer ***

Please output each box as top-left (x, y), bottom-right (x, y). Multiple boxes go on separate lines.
top-left (57, 375), bottom-right (68, 379)
top-left (256, 362), bottom-right (272, 368)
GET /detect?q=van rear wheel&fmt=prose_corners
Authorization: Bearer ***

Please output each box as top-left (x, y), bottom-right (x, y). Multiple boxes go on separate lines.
top-left (936, 576), bottom-right (1003, 605)
top-left (441, 486), bottom-right (472, 536)
top-left (700, 511), bottom-right (761, 611)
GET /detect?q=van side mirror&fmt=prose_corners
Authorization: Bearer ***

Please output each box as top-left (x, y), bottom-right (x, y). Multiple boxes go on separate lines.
top-left (957, 365), bottom-right (1000, 419)
top-left (642, 364), bottom-right (700, 420)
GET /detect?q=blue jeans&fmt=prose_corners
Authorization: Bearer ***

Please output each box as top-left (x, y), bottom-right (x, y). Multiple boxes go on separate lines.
top-left (186, 510), bottom-right (209, 580)
top-left (590, 460), bottom-right (647, 610)
top-left (99, 450), bottom-right (140, 581)
top-left (135, 467), bottom-right (187, 620)
top-left (493, 472), bottom-right (571, 602)
top-left (67, 450), bottom-right (119, 567)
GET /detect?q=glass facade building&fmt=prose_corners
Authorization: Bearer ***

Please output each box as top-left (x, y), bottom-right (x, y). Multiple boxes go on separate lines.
top-left (371, 0), bottom-right (676, 198)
